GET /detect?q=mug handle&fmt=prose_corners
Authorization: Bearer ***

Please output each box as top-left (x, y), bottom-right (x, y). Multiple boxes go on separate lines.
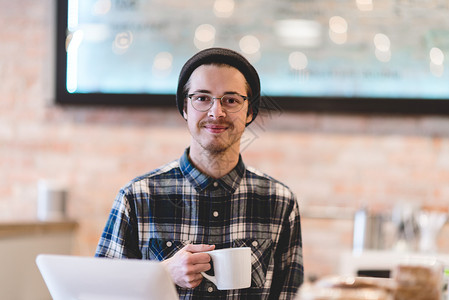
top-left (201, 272), bottom-right (217, 285)
top-left (201, 251), bottom-right (216, 285)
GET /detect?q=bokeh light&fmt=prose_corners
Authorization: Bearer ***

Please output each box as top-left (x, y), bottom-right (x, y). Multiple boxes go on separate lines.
top-left (194, 24), bottom-right (216, 49)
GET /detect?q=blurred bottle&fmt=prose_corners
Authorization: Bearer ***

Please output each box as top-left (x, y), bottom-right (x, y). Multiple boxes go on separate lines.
top-left (353, 207), bottom-right (387, 254)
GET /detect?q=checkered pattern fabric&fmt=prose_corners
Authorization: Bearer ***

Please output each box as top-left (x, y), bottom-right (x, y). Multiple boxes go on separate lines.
top-left (95, 148), bottom-right (303, 299)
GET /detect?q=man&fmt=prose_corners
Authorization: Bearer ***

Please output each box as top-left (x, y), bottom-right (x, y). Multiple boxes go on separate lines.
top-left (95, 47), bottom-right (303, 299)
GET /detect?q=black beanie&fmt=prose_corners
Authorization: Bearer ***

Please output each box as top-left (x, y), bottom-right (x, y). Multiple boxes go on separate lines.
top-left (176, 47), bottom-right (260, 126)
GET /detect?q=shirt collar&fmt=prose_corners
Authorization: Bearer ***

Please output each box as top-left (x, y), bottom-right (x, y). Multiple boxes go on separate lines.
top-left (179, 148), bottom-right (245, 194)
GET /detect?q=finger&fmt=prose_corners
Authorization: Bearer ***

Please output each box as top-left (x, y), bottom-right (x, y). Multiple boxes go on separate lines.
top-left (188, 252), bottom-right (212, 264)
top-left (186, 276), bottom-right (203, 289)
top-left (190, 262), bottom-right (211, 273)
top-left (184, 244), bottom-right (215, 253)
top-left (180, 273), bottom-right (204, 289)
top-left (182, 260), bottom-right (211, 275)
top-left (188, 273), bottom-right (204, 283)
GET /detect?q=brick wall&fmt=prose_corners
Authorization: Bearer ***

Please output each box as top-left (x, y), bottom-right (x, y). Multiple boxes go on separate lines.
top-left (1, 0), bottom-right (449, 279)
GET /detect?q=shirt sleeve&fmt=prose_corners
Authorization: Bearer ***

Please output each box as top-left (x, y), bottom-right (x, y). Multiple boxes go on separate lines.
top-left (269, 193), bottom-right (304, 300)
top-left (94, 188), bottom-right (141, 259)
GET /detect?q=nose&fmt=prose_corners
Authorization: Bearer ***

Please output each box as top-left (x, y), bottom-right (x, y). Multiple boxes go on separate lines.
top-left (208, 98), bottom-right (226, 118)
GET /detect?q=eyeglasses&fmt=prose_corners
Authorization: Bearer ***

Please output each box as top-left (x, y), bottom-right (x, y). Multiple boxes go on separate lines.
top-left (187, 92), bottom-right (248, 113)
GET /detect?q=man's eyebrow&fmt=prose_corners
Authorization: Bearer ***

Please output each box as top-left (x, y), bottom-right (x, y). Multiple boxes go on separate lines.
top-left (191, 89), bottom-right (211, 94)
top-left (191, 89), bottom-right (241, 95)
top-left (223, 91), bottom-right (241, 95)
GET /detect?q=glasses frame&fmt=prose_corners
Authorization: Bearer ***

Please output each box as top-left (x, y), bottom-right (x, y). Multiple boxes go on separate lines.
top-left (187, 93), bottom-right (248, 113)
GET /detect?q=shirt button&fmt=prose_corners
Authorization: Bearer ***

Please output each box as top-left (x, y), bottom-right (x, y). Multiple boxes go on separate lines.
top-left (252, 240), bottom-right (258, 247)
top-left (213, 211), bottom-right (219, 218)
top-left (213, 181), bottom-right (218, 187)
top-left (207, 286), bottom-right (214, 293)
top-left (166, 241), bottom-right (172, 247)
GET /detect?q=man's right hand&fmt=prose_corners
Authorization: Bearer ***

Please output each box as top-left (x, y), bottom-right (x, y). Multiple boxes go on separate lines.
top-left (161, 244), bottom-right (215, 289)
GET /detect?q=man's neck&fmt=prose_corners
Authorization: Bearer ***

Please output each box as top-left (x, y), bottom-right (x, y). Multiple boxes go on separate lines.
top-left (188, 145), bottom-right (240, 179)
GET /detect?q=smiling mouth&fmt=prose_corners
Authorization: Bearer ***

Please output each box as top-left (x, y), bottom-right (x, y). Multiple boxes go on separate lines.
top-left (203, 123), bottom-right (229, 133)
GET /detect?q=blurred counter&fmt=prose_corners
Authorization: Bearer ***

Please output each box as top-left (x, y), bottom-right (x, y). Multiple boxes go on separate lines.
top-left (340, 250), bottom-right (449, 277)
top-left (0, 220), bottom-right (77, 238)
top-left (0, 220), bottom-right (78, 300)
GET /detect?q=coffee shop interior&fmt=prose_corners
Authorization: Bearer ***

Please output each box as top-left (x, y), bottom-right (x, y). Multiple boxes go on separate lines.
top-left (1, 0), bottom-right (449, 299)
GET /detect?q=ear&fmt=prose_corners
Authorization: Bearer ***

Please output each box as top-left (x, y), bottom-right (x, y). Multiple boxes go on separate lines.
top-left (245, 105), bottom-right (254, 125)
top-left (245, 113), bottom-right (253, 125)
top-left (183, 99), bottom-right (188, 120)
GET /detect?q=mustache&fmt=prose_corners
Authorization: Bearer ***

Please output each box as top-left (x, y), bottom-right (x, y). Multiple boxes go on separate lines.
top-left (200, 120), bottom-right (233, 128)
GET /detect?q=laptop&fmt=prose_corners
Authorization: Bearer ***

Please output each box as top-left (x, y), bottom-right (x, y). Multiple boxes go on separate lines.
top-left (36, 254), bottom-right (179, 300)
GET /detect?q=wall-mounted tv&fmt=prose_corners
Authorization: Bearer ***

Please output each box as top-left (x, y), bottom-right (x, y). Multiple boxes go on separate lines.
top-left (56, 0), bottom-right (449, 114)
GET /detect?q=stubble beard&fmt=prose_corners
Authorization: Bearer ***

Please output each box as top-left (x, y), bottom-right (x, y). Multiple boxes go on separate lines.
top-left (198, 131), bottom-right (237, 156)
top-left (197, 120), bottom-right (239, 155)
top-left (195, 126), bottom-right (243, 172)
top-left (195, 135), bottom-right (240, 178)
top-left (190, 117), bottom-right (245, 177)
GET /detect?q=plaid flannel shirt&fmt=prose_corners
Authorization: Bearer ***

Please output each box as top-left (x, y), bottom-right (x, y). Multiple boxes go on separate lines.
top-left (95, 148), bottom-right (303, 299)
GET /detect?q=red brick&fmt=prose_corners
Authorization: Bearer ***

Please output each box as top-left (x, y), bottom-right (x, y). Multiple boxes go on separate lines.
top-left (2, 0), bottom-right (449, 279)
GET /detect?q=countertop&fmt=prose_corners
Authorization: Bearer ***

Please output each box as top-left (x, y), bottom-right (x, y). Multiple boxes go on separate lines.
top-left (0, 220), bottom-right (78, 238)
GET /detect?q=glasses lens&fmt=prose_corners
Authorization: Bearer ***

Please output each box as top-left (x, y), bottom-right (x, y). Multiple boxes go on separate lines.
top-left (221, 95), bottom-right (245, 112)
top-left (191, 94), bottom-right (212, 111)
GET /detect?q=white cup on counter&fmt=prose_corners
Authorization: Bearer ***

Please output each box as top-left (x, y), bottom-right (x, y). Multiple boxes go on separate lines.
top-left (37, 180), bottom-right (68, 221)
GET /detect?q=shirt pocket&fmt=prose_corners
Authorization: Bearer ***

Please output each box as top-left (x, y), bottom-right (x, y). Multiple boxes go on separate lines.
top-left (144, 238), bottom-right (187, 261)
top-left (233, 238), bottom-right (273, 288)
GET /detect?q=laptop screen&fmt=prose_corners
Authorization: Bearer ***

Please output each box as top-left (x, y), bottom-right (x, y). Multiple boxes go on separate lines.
top-left (36, 254), bottom-right (179, 300)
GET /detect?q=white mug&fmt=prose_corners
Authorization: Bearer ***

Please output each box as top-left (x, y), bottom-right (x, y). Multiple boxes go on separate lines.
top-left (37, 180), bottom-right (67, 221)
top-left (201, 247), bottom-right (252, 290)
